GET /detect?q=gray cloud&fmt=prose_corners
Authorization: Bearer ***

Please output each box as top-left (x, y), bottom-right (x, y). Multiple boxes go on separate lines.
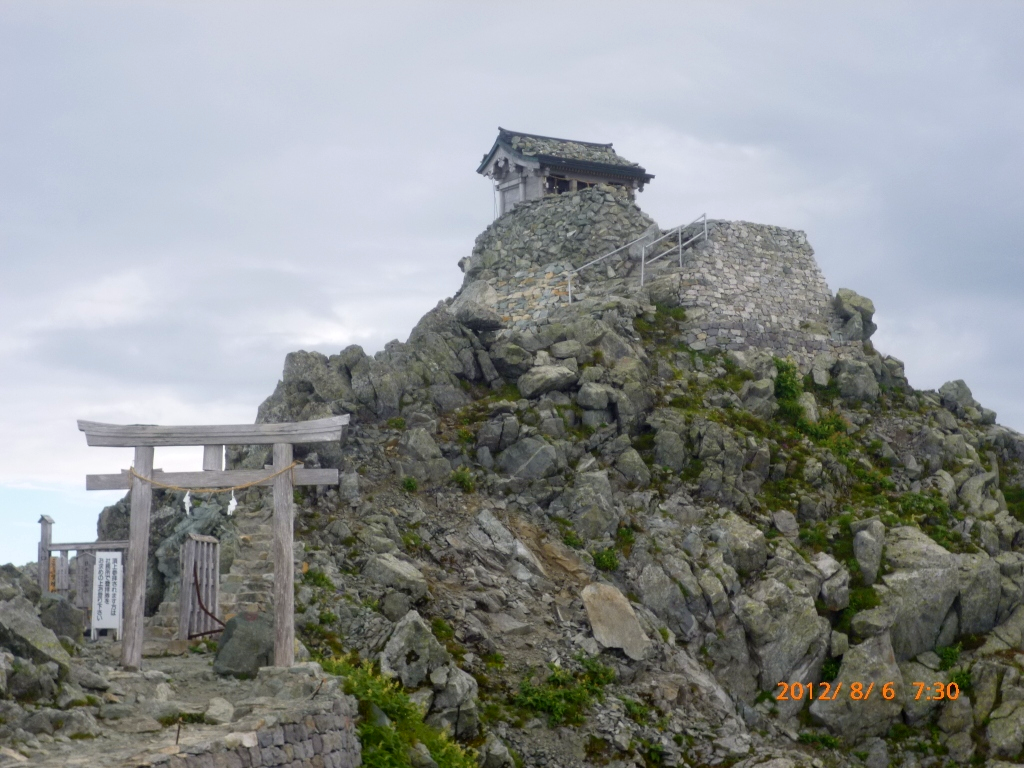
top-left (1, 1), bottom-right (1022, 563)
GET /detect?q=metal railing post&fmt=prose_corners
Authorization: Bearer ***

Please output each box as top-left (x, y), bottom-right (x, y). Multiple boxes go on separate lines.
top-left (703, 214), bottom-right (707, 241)
top-left (678, 227), bottom-right (683, 267)
top-left (567, 274), bottom-right (573, 304)
top-left (640, 245), bottom-right (646, 286)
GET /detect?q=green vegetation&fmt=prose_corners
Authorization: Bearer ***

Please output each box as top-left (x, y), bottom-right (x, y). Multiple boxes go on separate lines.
top-left (430, 617), bottom-right (455, 642)
top-left (936, 643), bottom-right (961, 671)
top-left (949, 669), bottom-right (972, 694)
top-left (511, 656), bottom-right (616, 726)
top-left (820, 658), bottom-right (841, 682)
top-left (456, 427), bottom-right (475, 445)
top-left (386, 417), bottom-right (407, 430)
top-left (482, 653), bottom-right (505, 669)
top-left (320, 656), bottom-right (477, 768)
top-left (622, 697), bottom-right (652, 724)
top-left (450, 467), bottom-right (475, 493)
top-left (302, 568), bottom-right (334, 590)
top-left (798, 732), bottom-right (841, 750)
top-left (400, 476), bottom-right (419, 493)
top-left (593, 548), bottom-right (619, 572)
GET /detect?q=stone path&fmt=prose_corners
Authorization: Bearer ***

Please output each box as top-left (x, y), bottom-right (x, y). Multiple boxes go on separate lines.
top-left (145, 506), bottom-right (276, 643)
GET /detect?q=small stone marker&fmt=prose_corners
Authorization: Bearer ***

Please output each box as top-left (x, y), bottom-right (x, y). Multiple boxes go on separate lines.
top-left (581, 583), bottom-right (651, 661)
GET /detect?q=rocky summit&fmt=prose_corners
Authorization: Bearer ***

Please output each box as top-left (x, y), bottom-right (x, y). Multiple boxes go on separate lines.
top-left (3, 184), bottom-right (1024, 768)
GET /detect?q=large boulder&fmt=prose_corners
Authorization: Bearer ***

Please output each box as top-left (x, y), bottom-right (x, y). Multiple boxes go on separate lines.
top-left (738, 379), bottom-right (778, 420)
top-left (213, 612), bottom-right (274, 679)
top-left (496, 437), bottom-right (559, 481)
top-left (582, 583), bottom-right (651, 661)
top-left (711, 512), bottom-right (768, 577)
top-left (733, 577), bottom-right (830, 713)
top-left (517, 365), bottom-right (578, 399)
top-left (454, 298), bottom-right (503, 332)
top-left (427, 664), bottom-right (479, 739)
top-left (362, 554), bottom-right (428, 601)
top-left (957, 553), bottom-right (1001, 636)
top-left (852, 519), bottom-right (885, 586)
top-left (38, 596), bottom-right (85, 642)
top-left (881, 527), bottom-right (959, 660)
top-left (567, 471), bottom-right (618, 540)
top-left (380, 610), bottom-right (451, 688)
top-left (987, 700), bottom-right (1024, 758)
top-left (834, 288), bottom-right (877, 342)
top-left (0, 597), bottom-right (71, 676)
top-left (809, 632), bottom-right (903, 741)
top-left (635, 564), bottom-right (698, 640)
top-left (834, 358), bottom-right (880, 402)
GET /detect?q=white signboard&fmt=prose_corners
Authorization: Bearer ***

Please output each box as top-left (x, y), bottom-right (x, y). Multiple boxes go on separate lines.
top-left (91, 552), bottom-right (123, 632)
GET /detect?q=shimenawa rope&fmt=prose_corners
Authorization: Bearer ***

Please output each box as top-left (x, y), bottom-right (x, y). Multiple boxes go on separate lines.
top-left (126, 460), bottom-right (302, 494)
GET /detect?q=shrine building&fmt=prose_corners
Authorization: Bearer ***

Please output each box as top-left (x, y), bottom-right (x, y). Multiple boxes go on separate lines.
top-left (477, 128), bottom-right (654, 215)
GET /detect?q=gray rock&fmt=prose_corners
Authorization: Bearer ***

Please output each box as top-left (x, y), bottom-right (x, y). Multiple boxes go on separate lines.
top-left (0, 597), bottom-right (71, 676)
top-left (821, 568), bottom-right (850, 611)
top-left (899, 660), bottom-right (947, 725)
top-left (653, 430), bottom-right (687, 472)
top-left (834, 288), bottom-right (877, 341)
top-left (496, 437), bottom-right (559, 480)
top-left (479, 733), bottom-right (515, 768)
top-left (380, 610), bottom-right (451, 688)
top-left (489, 343), bottom-right (534, 379)
top-left (381, 591), bottom-right (413, 623)
top-left (38, 597), bottom-right (85, 642)
top-left (733, 577), bottom-right (830, 700)
top-left (939, 379), bottom-right (980, 415)
top-left (738, 378), bottom-right (779, 420)
top-left (797, 391), bottom-right (819, 423)
top-left (204, 696), bottom-right (235, 725)
top-left (959, 471), bottom-right (997, 513)
top-left (400, 428), bottom-right (443, 462)
top-left (957, 553), bottom-right (1001, 635)
top-left (569, 471), bottom-right (618, 540)
top-left (937, 695), bottom-right (973, 734)
top-left (455, 300), bottom-right (504, 331)
top-left (834, 358), bottom-right (880, 401)
top-left (213, 612), bottom-right (275, 679)
top-left (810, 632), bottom-right (903, 741)
top-left (428, 664), bottom-right (479, 739)
top-left (615, 448), bottom-right (651, 489)
top-left (713, 512), bottom-right (767, 576)
top-left (881, 527), bottom-right (959, 660)
top-left (636, 564), bottom-right (697, 640)
top-left (363, 554), bottom-right (428, 601)
top-left (987, 699), bottom-right (1024, 758)
top-left (853, 522), bottom-right (884, 586)
top-left (850, 600), bottom-right (900, 638)
top-left (576, 382), bottom-right (611, 410)
top-left (772, 511), bottom-right (800, 541)
top-left (582, 582), bottom-right (651, 661)
top-left (517, 365), bottom-right (578, 399)
top-left (450, 280), bottom-right (499, 314)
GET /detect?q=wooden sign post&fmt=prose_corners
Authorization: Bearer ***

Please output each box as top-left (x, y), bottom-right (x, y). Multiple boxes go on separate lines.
top-left (79, 415), bottom-right (348, 671)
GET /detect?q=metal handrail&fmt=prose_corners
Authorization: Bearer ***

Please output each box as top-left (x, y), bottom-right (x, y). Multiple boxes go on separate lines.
top-left (640, 213), bottom-right (708, 287)
top-left (566, 214), bottom-right (708, 302)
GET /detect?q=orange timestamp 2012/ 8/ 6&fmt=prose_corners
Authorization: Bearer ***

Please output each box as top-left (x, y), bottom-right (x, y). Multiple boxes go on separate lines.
top-left (776, 681), bottom-right (961, 702)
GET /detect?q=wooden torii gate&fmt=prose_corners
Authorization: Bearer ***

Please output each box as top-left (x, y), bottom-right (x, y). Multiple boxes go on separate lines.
top-left (79, 415), bottom-right (348, 670)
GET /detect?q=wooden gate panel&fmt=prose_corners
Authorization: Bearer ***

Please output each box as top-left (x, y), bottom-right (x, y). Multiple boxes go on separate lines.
top-left (178, 534), bottom-right (220, 640)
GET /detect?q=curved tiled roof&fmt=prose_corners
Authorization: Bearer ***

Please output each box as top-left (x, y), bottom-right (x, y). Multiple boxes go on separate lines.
top-left (478, 128), bottom-right (652, 182)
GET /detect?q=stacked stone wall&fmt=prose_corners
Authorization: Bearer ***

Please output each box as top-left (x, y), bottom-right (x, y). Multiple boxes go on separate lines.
top-left (141, 696), bottom-right (359, 768)
top-left (460, 184), bottom-right (654, 282)
top-left (669, 220), bottom-right (857, 366)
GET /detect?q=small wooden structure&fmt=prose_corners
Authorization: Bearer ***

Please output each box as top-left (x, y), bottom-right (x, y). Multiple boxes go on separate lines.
top-left (79, 415), bottom-right (348, 670)
top-left (37, 515), bottom-right (128, 614)
top-left (478, 128), bottom-right (654, 215)
top-left (178, 533), bottom-right (221, 641)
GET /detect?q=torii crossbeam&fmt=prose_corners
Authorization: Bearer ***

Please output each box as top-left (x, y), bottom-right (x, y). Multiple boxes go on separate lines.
top-left (79, 414), bottom-right (349, 670)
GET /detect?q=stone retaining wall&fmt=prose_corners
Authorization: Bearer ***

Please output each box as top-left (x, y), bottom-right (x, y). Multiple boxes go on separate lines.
top-left (142, 696), bottom-right (359, 768)
top-left (667, 220), bottom-right (859, 366)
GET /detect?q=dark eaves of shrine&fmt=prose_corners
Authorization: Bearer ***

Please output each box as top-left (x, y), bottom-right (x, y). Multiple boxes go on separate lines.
top-left (477, 127), bottom-right (655, 184)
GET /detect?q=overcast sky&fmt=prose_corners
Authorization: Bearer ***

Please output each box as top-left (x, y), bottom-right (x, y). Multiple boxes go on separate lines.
top-left (1, 1), bottom-right (1022, 566)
